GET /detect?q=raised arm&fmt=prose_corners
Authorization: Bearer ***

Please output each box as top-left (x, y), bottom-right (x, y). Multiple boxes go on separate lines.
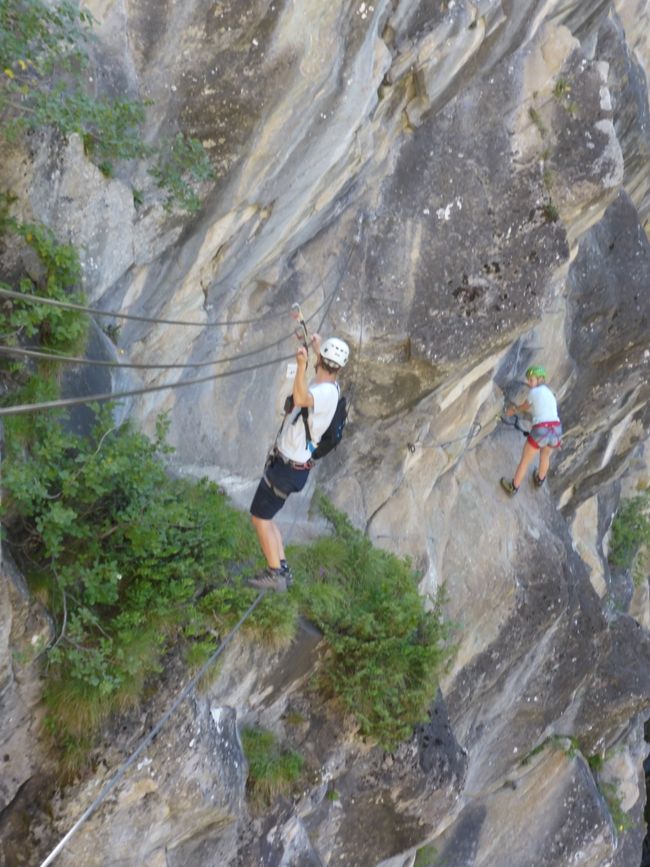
top-left (293, 346), bottom-right (314, 408)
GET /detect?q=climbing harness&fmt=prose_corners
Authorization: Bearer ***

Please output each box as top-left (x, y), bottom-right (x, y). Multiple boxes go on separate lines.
top-left (38, 590), bottom-right (267, 867)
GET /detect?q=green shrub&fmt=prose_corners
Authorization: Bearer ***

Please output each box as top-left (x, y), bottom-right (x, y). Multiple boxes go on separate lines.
top-left (0, 0), bottom-right (146, 162)
top-left (241, 727), bottom-right (304, 809)
top-left (588, 753), bottom-right (604, 772)
top-left (1, 0), bottom-right (213, 212)
top-left (0, 208), bottom-right (89, 450)
top-left (552, 78), bottom-right (571, 99)
top-left (0, 209), bottom-right (88, 362)
top-left (542, 202), bottom-right (559, 223)
top-left (291, 493), bottom-right (454, 751)
top-left (149, 133), bottom-right (216, 212)
top-left (601, 781), bottom-right (633, 835)
top-left (1, 407), bottom-right (291, 769)
top-left (608, 491), bottom-right (650, 577)
top-left (529, 106), bottom-right (546, 137)
top-left (414, 844), bottom-right (439, 867)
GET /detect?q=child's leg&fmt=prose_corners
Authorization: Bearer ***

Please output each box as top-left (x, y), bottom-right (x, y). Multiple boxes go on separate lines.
top-left (538, 446), bottom-right (552, 481)
top-left (513, 441), bottom-right (539, 489)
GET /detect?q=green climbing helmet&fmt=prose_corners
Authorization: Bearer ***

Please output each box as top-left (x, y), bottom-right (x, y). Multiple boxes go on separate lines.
top-left (525, 365), bottom-right (547, 380)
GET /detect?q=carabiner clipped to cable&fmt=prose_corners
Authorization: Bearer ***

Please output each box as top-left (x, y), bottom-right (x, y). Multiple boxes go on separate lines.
top-left (291, 303), bottom-right (309, 347)
top-left (498, 413), bottom-right (530, 437)
top-left (291, 302), bottom-right (310, 366)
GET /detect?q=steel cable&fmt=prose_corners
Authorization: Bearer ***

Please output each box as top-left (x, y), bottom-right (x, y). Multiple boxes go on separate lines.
top-left (0, 287), bottom-right (337, 371)
top-left (0, 352), bottom-right (294, 416)
top-left (0, 258), bottom-right (332, 327)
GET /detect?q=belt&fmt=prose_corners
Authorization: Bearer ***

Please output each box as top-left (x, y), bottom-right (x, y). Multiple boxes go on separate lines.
top-left (534, 421), bottom-right (561, 428)
top-left (272, 447), bottom-right (314, 471)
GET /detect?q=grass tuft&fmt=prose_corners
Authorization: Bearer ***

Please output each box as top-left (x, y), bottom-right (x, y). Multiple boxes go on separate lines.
top-left (241, 727), bottom-right (304, 809)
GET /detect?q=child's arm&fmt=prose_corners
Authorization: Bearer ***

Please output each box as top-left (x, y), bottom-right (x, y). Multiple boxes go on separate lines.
top-left (505, 399), bottom-right (532, 416)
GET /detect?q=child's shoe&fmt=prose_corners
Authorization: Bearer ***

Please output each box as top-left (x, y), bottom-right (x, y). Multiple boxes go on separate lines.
top-left (500, 478), bottom-right (519, 496)
top-left (533, 470), bottom-right (546, 488)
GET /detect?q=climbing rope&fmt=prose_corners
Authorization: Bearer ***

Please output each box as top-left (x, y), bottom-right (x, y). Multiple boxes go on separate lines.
top-left (38, 590), bottom-right (267, 867)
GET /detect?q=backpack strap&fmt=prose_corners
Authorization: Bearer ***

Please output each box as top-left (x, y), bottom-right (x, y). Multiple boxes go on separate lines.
top-left (300, 407), bottom-right (313, 452)
top-left (297, 382), bottom-right (339, 454)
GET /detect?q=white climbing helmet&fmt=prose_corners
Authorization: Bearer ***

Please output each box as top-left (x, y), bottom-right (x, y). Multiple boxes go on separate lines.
top-left (320, 337), bottom-right (349, 369)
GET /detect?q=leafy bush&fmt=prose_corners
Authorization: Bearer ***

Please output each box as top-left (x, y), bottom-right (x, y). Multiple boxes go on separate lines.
top-left (1, 0), bottom-right (213, 211)
top-left (1, 407), bottom-right (292, 766)
top-left (291, 493), bottom-right (454, 751)
top-left (0, 207), bottom-right (87, 359)
top-left (0, 0), bottom-right (146, 164)
top-left (241, 727), bottom-right (304, 809)
top-left (0, 207), bottom-right (89, 440)
top-left (150, 133), bottom-right (216, 213)
top-left (414, 845), bottom-right (439, 867)
top-left (0, 0), bottom-right (92, 78)
top-left (608, 491), bottom-right (650, 577)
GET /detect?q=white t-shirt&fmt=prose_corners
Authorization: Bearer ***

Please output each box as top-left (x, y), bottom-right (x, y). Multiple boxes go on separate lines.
top-left (277, 381), bottom-right (339, 463)
top-left (529, 384), bottom-right (560, 424)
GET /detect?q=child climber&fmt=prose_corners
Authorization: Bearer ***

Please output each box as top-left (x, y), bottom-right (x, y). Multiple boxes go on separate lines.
top-left (500, 365), bottom-right (562, 496)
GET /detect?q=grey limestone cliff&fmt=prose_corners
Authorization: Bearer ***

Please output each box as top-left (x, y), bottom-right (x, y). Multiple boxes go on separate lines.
top-left (2, 0), bottom-right (650, 865)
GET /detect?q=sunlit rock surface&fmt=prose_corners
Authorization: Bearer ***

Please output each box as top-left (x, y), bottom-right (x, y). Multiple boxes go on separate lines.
top-left (2, 0), bottom-right (650, 865)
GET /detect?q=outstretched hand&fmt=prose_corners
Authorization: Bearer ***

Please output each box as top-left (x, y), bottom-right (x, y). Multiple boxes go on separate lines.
top-left (310, 332), bottom-right (322, 354)
top-left (296, 345), bottom-right (308, 366)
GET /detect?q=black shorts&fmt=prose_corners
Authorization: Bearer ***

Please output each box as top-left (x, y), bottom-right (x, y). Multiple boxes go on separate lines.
top-left (249, 458), bottom-right (310, 520)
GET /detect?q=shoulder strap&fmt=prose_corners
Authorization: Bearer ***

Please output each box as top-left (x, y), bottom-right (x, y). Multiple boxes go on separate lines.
top-left (299, 382), bottom-right (339, 448)
top-left (300, 406), bottom-right (312, 446)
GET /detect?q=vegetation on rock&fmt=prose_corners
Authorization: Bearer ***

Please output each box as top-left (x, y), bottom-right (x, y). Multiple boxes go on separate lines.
top-left (0, 204), bottom-right (453, 774)
top-left (241, 727), bottom-right (304, 809)
top-left (292, 493), bottom-right (454, 751)
top-left (608, 490), bottom-right (650, 584)
top-left (0, 0), bottom-right (214, 211)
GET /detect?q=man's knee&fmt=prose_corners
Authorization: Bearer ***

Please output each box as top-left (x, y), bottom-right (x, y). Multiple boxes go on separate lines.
top-left (251, 514), bottom-right (267, 532)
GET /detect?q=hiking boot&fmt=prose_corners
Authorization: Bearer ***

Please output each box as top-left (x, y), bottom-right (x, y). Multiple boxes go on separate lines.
top-left (248, 568), bottom-right (287, 593)
top-left (533, 470), bottom-right (546, 488)
top-left (280, 559), bottom-right (293, 589)
top-left (500, 478), bottom-right (519, 496)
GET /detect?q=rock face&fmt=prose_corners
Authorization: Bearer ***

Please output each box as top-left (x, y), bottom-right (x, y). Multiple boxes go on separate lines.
top-left (2, 0), bottom-right (650, 865)
top-left (0, 557), bottom-right (52, 861)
